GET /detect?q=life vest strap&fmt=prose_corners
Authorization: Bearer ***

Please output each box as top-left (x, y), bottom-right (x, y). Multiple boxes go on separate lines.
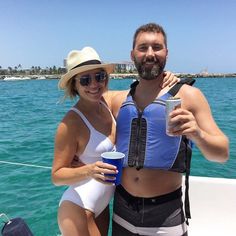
top-left (168, 78), bottom-right (195, 97)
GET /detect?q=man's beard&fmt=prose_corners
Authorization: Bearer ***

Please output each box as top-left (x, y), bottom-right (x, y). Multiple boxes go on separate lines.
top-left (134, 57), bottom-right (166, 80)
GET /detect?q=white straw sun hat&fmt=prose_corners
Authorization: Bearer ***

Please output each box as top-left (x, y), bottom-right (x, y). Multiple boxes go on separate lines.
top-left (58, 47), bottom-right (114, 89)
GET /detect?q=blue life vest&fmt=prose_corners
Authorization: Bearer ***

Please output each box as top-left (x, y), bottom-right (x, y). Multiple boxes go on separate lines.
top-left (116, 80), bottom-right (193, 172)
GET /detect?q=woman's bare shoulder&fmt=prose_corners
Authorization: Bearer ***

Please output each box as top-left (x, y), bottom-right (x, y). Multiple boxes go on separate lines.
top-left (58, 110), bottom-right (83, 135)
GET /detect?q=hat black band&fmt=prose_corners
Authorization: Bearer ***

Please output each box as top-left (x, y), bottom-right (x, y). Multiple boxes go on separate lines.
top-left (71, 60), bottom-right (101, 70)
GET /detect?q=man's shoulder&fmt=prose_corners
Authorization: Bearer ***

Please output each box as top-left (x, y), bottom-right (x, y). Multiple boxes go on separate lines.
top-left (109, 90), bottom-right (129, 96)
top-left (106, 90), bottom-right (129, 116)
top-left (180, 84), bottom-right (202, 97)
top-left (102, 90), bottom-right (129, 116)
top-left (112, 90), bottom-right (129, 107)
top-left (106, 90), bottom-right (129, 101)
top-left (179, 84), bottom-right (207, 111)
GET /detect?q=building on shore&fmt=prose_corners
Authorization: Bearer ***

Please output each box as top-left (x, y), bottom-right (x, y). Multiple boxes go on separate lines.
top-left (114, 61), bottom-right (136, 73)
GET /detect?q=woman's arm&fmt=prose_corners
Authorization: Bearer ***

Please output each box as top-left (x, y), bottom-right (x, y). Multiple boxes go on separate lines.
top-left (51, 113), bottom-right (117, 186)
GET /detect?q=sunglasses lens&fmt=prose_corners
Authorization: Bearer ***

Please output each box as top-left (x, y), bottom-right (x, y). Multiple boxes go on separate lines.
top-left (79, 71), bottom-right (107, 86)
top-left (79, 75), bottom-right (91, 86)
top-left (95, 71), bottom-right (107, 82)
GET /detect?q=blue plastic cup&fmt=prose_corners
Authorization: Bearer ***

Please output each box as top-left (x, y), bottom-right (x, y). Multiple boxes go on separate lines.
top-left (101, 151), bottom-right (125, 185)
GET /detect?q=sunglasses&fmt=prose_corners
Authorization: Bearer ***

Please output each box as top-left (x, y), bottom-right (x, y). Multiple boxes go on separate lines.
top-left (77, 71), bottom-right (107, 86)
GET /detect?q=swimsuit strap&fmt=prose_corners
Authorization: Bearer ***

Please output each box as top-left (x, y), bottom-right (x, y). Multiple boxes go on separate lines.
top-left (70, 107), bottom-right (94, 132)
top-left (70, 101), bottom-right (116, 130)
top-left (100, 101), bottom-right (116, 125)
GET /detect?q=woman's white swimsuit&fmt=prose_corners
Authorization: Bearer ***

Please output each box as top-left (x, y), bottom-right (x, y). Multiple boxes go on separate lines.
top-left (59, 102), bottom-right (116, 217)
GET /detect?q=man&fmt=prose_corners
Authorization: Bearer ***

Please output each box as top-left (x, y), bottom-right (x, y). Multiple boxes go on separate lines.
top-left (110, 23), bottom-right (229, 236)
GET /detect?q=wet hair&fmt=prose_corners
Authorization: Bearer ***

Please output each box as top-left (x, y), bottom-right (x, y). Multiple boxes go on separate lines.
top-left (132, 23), bottom-right (167, 49)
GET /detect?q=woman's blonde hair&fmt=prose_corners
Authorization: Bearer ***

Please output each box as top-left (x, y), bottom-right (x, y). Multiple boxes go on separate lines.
top-left (64, 76), bottom-right (79, 99)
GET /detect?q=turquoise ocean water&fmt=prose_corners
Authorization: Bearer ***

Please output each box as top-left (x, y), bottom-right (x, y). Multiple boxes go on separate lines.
top-left (0, 78), bottom-right (235, 235)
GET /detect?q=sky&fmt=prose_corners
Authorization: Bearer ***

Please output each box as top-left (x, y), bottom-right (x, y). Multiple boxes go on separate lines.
top-left (0, 0), bottom-right (236, 73)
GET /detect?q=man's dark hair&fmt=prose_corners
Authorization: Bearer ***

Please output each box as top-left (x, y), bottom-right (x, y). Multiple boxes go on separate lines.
top-left (132, 23), bottom-right (167, 49)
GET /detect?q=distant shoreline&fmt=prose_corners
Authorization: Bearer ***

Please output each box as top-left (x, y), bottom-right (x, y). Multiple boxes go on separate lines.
top-left (1, 72), bottom-right (236, 80)
top-left (109, 73), bottom-right (236, 79)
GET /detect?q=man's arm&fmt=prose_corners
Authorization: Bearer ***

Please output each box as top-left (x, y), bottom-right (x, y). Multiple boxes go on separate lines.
top-left (169, 85), bottom-right (229, 162)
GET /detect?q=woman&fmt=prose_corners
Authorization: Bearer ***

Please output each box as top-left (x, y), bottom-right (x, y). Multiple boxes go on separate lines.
top-left (52, 46), bottom-right (118, 236)
top-left (52, 46), bottom-right (178, 236)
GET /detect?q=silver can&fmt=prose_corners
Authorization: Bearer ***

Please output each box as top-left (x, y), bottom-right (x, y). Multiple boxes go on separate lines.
top-left (165, 97), bottom-right (181, 136)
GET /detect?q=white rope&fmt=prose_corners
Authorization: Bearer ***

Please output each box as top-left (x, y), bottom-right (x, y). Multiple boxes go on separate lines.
top-left (0, 160), bottom-right (52, 169)
top-left (0, 213), bottom-right (11, 223)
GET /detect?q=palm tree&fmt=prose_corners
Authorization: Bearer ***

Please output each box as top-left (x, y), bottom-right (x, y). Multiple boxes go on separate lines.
top-left (31, 66), bottom-right (35, 75)
top-left (8, 67), bottom-right (13, 75)
top-left (52, 65), bottom-right (57, 74)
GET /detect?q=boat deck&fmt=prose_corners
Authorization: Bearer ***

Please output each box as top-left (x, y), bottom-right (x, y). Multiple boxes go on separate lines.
top-left (185, 176), bottom-right (236, 236)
